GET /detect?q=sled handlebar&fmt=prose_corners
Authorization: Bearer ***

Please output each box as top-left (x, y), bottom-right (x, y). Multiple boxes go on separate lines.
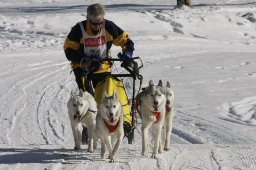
top-left (80, 56), bottom-right (143, 80)
top-left (80, 56), bottom-right (143, 67)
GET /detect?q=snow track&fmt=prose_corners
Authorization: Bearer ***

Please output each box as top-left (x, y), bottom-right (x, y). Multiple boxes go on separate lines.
top-left (0, 52), bottom-right (73, 145)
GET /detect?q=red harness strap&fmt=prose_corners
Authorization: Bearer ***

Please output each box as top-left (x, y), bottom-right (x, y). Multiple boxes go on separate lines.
top-left (103, 119), bottom-right (120, 133)
top-left (166, 105), bottom-right (172, 113)
top-left (152, 111), bottom-right (161, 123)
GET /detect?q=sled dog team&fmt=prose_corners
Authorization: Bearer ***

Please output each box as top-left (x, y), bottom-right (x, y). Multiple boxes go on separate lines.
top-left (67, 80), bottom-right (174, 162)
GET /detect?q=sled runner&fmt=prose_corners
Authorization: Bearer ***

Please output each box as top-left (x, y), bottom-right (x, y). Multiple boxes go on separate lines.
top-left (75, 56), bottom-right (143, 144)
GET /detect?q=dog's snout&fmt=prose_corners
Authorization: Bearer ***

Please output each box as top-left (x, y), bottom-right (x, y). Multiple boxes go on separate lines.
top-left (109, 113), bottom-right (114, 117)
top-left (76, 111), bottom-right (80, 115)
top-left (166, 100), bottom-right (170, 105)
top-left (154, 101), bottom-right (158, 106)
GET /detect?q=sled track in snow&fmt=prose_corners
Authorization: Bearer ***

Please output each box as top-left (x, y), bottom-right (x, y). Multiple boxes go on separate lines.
top-left (0, 59), bottom-right (73, 145)
top-left (172, 127), bottom-right (204, 144)
top-left (173, 110), bottom-right (256, 145)
top-left (32, 64), bottom-right (72, 145)
top-left (35, 71), bottom-right (71, 145)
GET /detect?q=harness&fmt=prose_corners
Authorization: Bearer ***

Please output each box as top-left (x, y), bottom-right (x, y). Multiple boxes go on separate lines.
top-left (103, 119), bottom-right (120, 133)
top-left (166, 105), bottom-right (172, 113)
top-left (73, 109), bottom-right (97, 122)
top-left (152, 111), bottom-right (161, 123)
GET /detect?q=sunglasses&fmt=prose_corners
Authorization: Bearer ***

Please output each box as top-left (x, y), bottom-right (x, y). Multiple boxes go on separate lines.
top-left (89, 20), bottom-right (104, 26)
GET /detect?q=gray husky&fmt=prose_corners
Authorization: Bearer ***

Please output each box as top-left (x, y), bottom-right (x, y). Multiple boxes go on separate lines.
top-left (67, 89), bottom-right (97, 152)
top-left (139, 80), bottom-right (166, 158)
top-left (96, 91), bottom-right (124, 163)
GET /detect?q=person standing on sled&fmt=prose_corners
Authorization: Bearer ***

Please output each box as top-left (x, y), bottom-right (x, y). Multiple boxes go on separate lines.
top-left (63, 3), bottom-right (134, 144)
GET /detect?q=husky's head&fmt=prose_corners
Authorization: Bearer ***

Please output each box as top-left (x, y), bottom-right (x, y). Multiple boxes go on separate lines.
top-left (99, 91), bottom-right (122, 124)
top-left (143, 80), bottom-right (166, 111)
top-left (163, 81), bottom-right (174, 112)
top-left (67, 89), bottom-right (90, 122)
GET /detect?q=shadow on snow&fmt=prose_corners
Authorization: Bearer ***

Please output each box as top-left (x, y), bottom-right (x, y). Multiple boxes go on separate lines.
top-left (0, 147), bottom-right (98, 164)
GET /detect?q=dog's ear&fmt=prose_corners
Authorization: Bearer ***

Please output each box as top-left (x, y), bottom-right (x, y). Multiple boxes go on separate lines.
top-left (102, 91), bottom-right (108, 103)
top-left (103, 91), bottom-right (108, 98)
top-left (149, 80), bottom-right (154, 86)
top-left (79, 89), bottom-right (84, 97)
top-left (166, 81), bottom-right (171, 88)
top-left (113, 91), bottom-right (118, 99)
top-left (160, 87), bottom-right (165, 94)
top-left (71, 89), bottom-right (76, 97)
top-left (158, 80), bottom-right (163, 87)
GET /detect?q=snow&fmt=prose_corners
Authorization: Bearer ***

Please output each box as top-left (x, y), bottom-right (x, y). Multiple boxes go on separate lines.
top-left (1, 0), bottom-right (256, 169)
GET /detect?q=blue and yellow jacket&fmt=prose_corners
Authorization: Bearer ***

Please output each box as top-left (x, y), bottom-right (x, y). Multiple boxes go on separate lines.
top-left (64, 19), bottom-right (134, 73)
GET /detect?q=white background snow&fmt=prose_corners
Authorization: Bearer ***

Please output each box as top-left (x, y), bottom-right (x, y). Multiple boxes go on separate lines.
top-left (0, 0), bottom-right (256, 169)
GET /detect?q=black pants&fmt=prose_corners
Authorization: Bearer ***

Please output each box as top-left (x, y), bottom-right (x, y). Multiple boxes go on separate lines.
top-left (73, 68), bottom-right (110, 93)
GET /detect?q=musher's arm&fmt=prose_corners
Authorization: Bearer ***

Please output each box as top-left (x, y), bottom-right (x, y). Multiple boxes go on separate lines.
top-left (105, 20), bottom-right (135, 55)
top-left (63, 24), bottom-right (83, 63)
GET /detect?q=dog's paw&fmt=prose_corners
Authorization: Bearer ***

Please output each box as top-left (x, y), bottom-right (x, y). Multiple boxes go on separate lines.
top-left (164, 147), bottom-right (170, 151)
top-left (151, 153), bottom-right (158, 159)
top-left (109, 155), bottom-right (117, 163)
top-left (74, 146), bottom-right (81, 150)
top-left (141, 151), bottom-right (147, 156)
top-left (109, 159), bottom-right (117, 163)
top-left (100, 153), bottom-right (105, 159)
top-left (88, 148), bottom-right (94, 153)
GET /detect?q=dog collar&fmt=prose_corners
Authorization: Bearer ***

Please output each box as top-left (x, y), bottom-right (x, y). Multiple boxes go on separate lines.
top-left (166, 105), bottom-right (172, 113)
top-left (152, 111), bottom-right (161, 123)
top-left (103, 119), bottom-right (120, 133)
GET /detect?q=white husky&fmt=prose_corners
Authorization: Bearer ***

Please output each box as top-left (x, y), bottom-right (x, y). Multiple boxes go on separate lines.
top-left (158, 80), bottom-right (175, 151)
top-left (67, 89), bottom-right (97, 152)
top-left (139, 80), bottom-right (166, 158)
top-left (96, 91), bottom-right (124, 163)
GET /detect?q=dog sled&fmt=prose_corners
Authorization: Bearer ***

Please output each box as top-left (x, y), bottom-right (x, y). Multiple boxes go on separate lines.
top-left (76, 56), bottom-right (143, 144)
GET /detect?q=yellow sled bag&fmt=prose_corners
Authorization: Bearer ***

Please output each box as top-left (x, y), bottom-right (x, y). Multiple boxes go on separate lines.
top-left (94, 75), bottom-right (131, 125)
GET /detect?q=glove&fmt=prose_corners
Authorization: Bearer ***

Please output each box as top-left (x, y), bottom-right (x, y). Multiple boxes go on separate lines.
top-left (90, 56), bottom-right (103, 70)
top-left (118, 51), bottom-right (133, 61)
